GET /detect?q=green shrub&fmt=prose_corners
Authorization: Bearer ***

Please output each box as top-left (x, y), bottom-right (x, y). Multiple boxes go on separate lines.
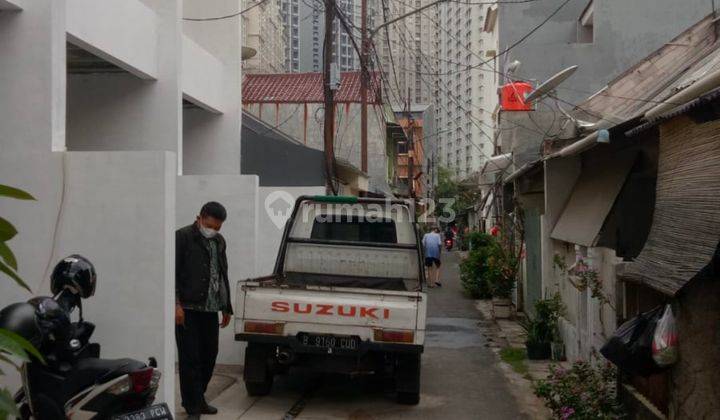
top-left (465, 231), bottom-right (496, 251)
top-left (460, 232), bottom-right (520, 299)
top-left (459, 232), bottom-right (499, 299)
top-left (460, 249), bottom-right (493, 298)
top-left (485, 244), bottom-right (518, 299)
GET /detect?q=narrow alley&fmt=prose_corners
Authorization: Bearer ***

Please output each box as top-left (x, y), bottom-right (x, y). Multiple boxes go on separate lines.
top-left (189, 252), bottom-right (525, 419)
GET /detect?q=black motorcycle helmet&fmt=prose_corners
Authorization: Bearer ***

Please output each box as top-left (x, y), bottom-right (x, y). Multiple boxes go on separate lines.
top-left (0, 302), bottom-right (44, 348)
top-left (28, 296), bottom-right (72, 345)
top-left (50, 255), bottom-right (97, 299)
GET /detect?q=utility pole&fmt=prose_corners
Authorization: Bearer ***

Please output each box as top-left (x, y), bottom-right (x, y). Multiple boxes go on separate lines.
top-left (323, 0), bottom-right (338, 195)
top-left (360, 0), bottom-right (368, 174)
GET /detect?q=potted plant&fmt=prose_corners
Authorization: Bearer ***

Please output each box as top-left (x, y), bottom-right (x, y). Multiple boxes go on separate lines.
top-left (521, 294), bottom-right (565, 360)
top-left (487, 247), bottom-right (517, 319)
top-left (551, 325), bottom-right (566, 362)
top-left (520, 316), bottom-right (552, 359)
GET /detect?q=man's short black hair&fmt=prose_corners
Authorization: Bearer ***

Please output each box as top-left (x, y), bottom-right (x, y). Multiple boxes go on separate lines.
top-left (200, 201), bottom-right (227, 221)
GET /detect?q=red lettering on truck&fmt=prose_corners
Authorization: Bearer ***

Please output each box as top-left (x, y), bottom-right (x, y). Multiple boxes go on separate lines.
top-left (338, 305), bottom-right (357, 317)
top-left (316, 304), bottom-right (333, 315)
top-left (359, 307), bottom-right (378, 319)
top-left (271, 301), bottom-right (289, 312)
top-left (294, 303), bottom-right (312, 314)
top-left (269, 301), bottom-right (391, 319)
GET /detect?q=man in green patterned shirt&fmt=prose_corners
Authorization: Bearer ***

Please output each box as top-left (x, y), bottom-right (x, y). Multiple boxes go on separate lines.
top-left (175, 202), bottom-right (233, 418)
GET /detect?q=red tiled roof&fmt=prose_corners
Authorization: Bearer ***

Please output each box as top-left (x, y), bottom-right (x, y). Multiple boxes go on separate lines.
top-left (242, 71), bottom-right (381, 104)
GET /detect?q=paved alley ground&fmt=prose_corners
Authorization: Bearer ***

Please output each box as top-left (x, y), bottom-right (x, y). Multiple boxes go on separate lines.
top-left (179, 252), bottom-right (527, 419)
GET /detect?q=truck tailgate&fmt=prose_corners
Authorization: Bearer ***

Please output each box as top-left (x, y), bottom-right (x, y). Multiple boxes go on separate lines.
top-left (236, 282), bottom-right (426, 343)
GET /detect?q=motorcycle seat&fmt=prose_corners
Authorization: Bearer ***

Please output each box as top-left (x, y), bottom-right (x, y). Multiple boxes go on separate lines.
top-left (66, 357), bottom-right (147, 395)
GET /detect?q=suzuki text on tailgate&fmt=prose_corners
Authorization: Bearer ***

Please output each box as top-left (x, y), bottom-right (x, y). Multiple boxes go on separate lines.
top-left (235, 195), bottom-right (427, 405)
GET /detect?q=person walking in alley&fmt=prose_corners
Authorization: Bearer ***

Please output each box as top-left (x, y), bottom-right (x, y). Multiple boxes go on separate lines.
top-left (422, 226), bottom-right (443, 288)
top-left (175, 202), bottom-right (233, 419)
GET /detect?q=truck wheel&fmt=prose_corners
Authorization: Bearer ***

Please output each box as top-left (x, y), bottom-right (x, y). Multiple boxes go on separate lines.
top-left (395, 353), bottom-right (421, 405)
top-left (243, 343), bottom-right (274, 396)
top-left (245, 378), bottom-right (273, 396)
top-left (397, 391), bottom-right (420, 405)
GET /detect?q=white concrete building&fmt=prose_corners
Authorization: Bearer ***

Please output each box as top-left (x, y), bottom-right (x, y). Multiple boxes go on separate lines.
top-left (0, 0), bottom-right (323, 410)
top-left (435, 3), bottom-right (499, 180)
top-left (373, 0), bottom-right (439, 107)
top-left (242, 0), bottom-right (286, 73)
top-left (280, 0), bottom-right (365, 72)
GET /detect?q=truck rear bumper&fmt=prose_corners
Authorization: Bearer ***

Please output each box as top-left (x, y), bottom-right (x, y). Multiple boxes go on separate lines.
top-left (236, 333), bottom-right (424, 355)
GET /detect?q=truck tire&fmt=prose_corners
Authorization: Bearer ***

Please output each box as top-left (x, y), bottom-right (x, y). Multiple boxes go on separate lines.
top-left (243, 343), bottom-right (274, 396)
top-left (397, 391), bottom-right (420, 405)
top-left (245, 378), bottom-right (273, 397)
top-left (395, 353), bottom-right (421, 405)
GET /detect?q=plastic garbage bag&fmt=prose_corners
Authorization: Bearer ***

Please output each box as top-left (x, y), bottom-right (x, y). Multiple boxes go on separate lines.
top-left (652, 304), bottom-right (678, 367)
top-left (600, 305), bottom-right (665, 376)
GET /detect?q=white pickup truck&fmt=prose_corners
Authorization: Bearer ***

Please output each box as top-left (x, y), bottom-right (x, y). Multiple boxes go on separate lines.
top-left (235, 195), bottom-right (427, 404)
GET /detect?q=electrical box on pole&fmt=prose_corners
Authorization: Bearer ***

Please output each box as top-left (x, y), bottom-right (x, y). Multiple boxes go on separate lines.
top-left (330, 63), bottom-right (341, 91)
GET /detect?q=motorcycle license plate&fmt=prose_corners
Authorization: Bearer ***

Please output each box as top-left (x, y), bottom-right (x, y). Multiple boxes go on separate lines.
top-left (298, 333), bottom-right (359, 351)
top-left (112, 403), bottom-right (173, 420)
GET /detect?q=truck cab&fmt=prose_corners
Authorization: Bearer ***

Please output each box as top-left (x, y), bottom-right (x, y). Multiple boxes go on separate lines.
top-left (235, 195), bottom-right (427, 404)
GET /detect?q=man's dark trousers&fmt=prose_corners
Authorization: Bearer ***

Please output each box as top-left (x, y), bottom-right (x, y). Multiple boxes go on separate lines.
top-left (176, 310), bottom-right (219, 412)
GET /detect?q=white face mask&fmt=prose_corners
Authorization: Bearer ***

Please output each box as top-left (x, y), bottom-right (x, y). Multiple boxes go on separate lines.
top-left (198, 223), bottom-right (218, 239)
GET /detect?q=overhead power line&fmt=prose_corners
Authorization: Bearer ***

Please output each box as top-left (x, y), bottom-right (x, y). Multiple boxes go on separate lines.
top-left (183, 0), bottom-right (271, 21)
top-left (406, 0), bottom-right (573, 76)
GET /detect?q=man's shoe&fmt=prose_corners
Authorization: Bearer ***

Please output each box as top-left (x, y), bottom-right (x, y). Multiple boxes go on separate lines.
top-left (200, 403), bottom-right (218, 415)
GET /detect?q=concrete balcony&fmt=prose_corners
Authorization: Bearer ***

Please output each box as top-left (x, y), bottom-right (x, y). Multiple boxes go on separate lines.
top-left (182, 35), bottom-right (224, 114)
top-left (66, 0), bottom-right (157, 79)
top-left (0, 0), bottom-right (23, 10)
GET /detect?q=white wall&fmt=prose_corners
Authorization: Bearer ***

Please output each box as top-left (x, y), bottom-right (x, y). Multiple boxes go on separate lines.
top-left (182, 0), bottom-right (242, 176)
top-left (556, 246), bottom-right (620, 361)
top-left (176, 175), bottom-right (259, 365)
top-left (0, 0), bottom-right (66, 153)
top-left (0, 152), bottom-right (177, 407)
top-left (57, 152), bottom-right (177, 405)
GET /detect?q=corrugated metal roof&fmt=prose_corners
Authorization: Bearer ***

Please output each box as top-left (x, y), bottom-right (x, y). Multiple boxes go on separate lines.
top-left (242, 71), bottom-right (381, 104)
top-left (504, 158), bottom-right (542, 184)
top-left (625, 86), bottom-right (720, 136)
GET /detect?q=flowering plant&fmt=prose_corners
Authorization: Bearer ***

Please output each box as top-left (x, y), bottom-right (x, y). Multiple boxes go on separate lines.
top-left (533, 360), bottom-right (623, 419)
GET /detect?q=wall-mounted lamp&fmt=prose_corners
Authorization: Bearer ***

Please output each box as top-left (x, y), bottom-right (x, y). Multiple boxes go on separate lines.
top-left (597, 129), bottom-right (610, 144)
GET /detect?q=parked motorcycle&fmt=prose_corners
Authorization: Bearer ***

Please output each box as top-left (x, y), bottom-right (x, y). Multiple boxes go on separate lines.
top-left (0, 255), bottom-right (171, 420)
top-left (444, 238), bottom-right (454, 251)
